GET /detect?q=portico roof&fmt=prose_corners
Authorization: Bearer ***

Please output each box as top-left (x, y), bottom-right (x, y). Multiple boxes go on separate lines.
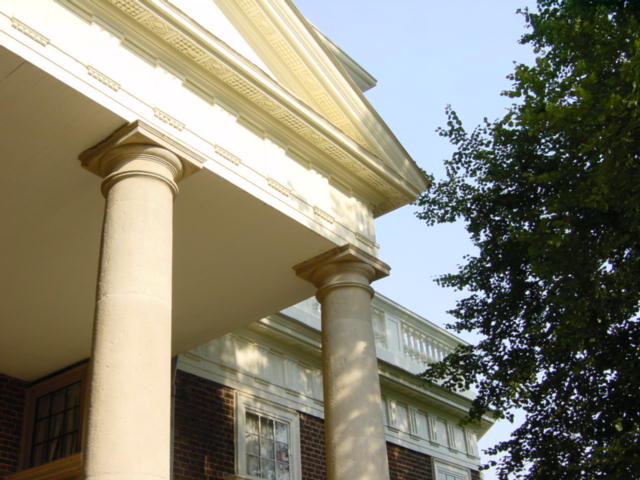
top-left (0, 0), bottom-right (429, 381)
top-left (0, 46), bottom-right (332, 380)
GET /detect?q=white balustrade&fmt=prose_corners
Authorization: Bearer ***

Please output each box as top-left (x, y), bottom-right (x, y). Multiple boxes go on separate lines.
top-left (283, 295), bottom-right (465, 375)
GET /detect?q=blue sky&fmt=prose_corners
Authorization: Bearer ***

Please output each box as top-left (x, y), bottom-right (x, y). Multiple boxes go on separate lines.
top-left (293, 1), bottom-right (536, 478)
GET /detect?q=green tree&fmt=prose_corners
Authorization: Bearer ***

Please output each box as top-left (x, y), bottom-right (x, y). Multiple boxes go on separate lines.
top-left (416, 1), bottom-right (640, 478)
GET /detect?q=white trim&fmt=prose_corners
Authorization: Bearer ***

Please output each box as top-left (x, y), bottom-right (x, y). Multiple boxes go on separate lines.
top-left (235, 392), bottom-right (302, 480)
top-left (433, 459), bottom-right (471, 480)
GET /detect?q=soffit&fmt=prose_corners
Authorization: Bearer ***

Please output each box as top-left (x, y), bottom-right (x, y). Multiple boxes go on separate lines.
top-left (83, 0), bottom-right (427, 215)
top-left (0, 47), bottom-right (335, 381)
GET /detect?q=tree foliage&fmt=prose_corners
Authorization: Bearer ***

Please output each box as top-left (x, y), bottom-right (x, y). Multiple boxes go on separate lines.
top-left (416, 1), bottom-right (640, 478)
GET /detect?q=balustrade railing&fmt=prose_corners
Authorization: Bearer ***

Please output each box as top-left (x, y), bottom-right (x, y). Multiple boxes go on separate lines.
top-left (283, 295), bottom-right (465, 375)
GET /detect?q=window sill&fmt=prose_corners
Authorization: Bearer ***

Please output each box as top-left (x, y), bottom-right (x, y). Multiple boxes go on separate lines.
top-left (8, 454), bottom-right (82, 480)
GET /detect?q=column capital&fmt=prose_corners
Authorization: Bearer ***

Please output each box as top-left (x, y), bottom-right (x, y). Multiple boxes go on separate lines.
top-left (79, 120), bottom-right (204, 196)
top-left (92, 143), bottom-right (183, 197)
top-left (293, 244), bottom-right (390, 301)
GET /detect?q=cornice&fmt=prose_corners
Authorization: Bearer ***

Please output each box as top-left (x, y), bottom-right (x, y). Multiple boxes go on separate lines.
top-left (90, 0), bottom-right (423, 215)
top-left (243, 312), bottom-right (493, 435)
top-left (229, 0), bottom-right (370, 148)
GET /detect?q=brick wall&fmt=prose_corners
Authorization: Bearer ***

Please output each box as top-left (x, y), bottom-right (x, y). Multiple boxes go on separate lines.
top-left (299, 412), bottom-right (435, 480)
top-left (172, 372), bottom-right (479, 480)
top-left (299, 413), bottom-right (326, 480)
top-left (173, 371), bottom-right (235, 480)
top-left (0, 374), bottom-right (27, 478)
top-left (387, 443), bottom-right (433, 480)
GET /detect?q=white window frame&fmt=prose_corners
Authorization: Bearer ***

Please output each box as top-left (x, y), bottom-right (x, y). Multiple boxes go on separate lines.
top-left (465, 430), bottom-right (480, 458)
top-left (235, 392), bottom-right (302, 480)
top-left (433, 459), bottom-right (471, 480)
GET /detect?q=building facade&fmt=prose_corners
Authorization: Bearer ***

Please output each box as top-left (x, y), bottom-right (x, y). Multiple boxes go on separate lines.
top-left (2, 295), bottom-right (491, 480)
top-left (0, 1), bottom-right (493, 480)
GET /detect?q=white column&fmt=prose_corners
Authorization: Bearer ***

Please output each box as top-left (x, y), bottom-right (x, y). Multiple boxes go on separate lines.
top-left (295, 245), bottom-right (391, 480)
top-left (82, 143), bottom-right (183, 480)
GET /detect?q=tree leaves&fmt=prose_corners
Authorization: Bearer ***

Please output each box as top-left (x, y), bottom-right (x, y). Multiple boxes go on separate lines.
top-left (416, 1), bottom-right (640, 478)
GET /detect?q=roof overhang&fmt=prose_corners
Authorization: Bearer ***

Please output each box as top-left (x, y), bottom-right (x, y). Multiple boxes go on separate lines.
top-left (78, 0), bottom-right (429, 215)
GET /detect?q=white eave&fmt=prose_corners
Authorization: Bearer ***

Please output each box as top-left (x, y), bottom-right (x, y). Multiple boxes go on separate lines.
top-left (310, 24), bottom-right (377, 92)
top-left (103, 0), bottom-right (428, 215)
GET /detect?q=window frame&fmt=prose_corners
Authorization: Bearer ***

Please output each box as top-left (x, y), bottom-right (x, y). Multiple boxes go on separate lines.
top-left (20, 362), bottom-right (87, 470)
top-left (235, 392), bottom-right (301, 480)
top-left (433, 459), bottom-right (471, 480)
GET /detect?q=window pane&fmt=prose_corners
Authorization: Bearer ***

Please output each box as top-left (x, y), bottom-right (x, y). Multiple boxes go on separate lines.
top-left (260, 435), bottom-right (274, 459)
top-left (66, 383), bottom-right (81, 407)
top-left (276, 461), bottom-right (290, 480)
top-left (34, 419), bottom-right (49, 444)
top-left (261, 459), bottom-right (275, 480)
top-left (247, 455), bottom-right (261, 477)
top-left (260, 417), bottom-right (274, 439)
top-left (62, 433), bottom-right (76, 457)
top-left (275, 441), bottom-right (289, 462)
top-left (48, 438), bottom-right (62, 461)
top-left (65, 406), bottom-right (79, 431)
top-left (246, 433), bottom-right (260, 456)
top-left (51, 390), bottom-right (65, 414)
top-left (36, 395), bottom-right (50, 420)
top-left (246, 413), bottom-right (260, 434)
top-left (275, 421), bottom-right (288, 443)
top-left (48, 413), bottom-right (64, 439)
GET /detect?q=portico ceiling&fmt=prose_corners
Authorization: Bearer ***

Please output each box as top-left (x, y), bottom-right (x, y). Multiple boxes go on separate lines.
top-left (0, 47), bottom-right (334, 381)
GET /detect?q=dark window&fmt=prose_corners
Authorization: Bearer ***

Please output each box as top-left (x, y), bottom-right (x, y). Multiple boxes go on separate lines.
top-left (29, 382), bottom-right (82, 467)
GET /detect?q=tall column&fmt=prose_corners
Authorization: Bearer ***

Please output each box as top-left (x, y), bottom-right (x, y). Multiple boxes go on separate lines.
top-left (294, 245), bottom-right (391, 480)
top-left (81, 143), bottom-right (183, 480)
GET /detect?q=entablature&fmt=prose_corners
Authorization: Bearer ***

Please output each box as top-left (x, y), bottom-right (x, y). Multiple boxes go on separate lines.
top-left (58, 0), bottom-right (427, 216)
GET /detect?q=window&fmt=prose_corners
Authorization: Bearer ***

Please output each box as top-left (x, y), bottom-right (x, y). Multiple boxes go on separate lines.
top-left (433, 460), bottom-right (471, 480)
top-left (448, 424), bottom-right (467, 453)
top-left (21, 363), bottom-right (87, 469)
top-left (465, 431), bottom-right (480, 457)
top-left (236, 393), bottom-right (301, 480)
top-left (429, 416), bottom-right (449, 445)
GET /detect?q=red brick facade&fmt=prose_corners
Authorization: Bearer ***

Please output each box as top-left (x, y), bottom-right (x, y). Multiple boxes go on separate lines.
top-left (299, 412), bottom-right (436, 480)
top-left (173, 370), bottom-right (235, 480)
top-left (387, 443), bottom-right (434, 480)
top-left (1, 369), bottom-right (479, 480)
top-left (299, 413), bottom-right (327, 480)
top-left (0, 374), bottom-right (26, 478)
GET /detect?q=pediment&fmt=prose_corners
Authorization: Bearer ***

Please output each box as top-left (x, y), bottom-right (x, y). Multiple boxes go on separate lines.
top-left (97, 0), bottom-right (427, 213)
top-left (209, 0), bottom-right (420, 174)
top-left (145, 0), bottom-right (426, 200)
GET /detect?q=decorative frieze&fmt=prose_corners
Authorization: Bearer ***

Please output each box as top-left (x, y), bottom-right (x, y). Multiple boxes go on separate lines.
top-left (267, 178), bottom-right (291, 197)
top-left (10, 18), bottom-right (49, 46)
top-left (86, 66), bottom-right (120, 91)
top-left (312, 206), bottom-right (334, 224)
top-left (213, 145), bottom-right (242, 166)
top-left (153, 107), bottom-right (185, 131)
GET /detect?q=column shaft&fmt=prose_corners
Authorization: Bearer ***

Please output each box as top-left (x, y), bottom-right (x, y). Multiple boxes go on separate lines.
top-left (83, 145), bottom-right (182, 480)
top-left (295, 246), bottom-right (391, 480)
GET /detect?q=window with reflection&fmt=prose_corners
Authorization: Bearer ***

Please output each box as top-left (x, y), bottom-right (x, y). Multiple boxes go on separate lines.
top-left (236, 393), bottom-right (300, 480)
top-left (244, 412), bottom-right (290, 480)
